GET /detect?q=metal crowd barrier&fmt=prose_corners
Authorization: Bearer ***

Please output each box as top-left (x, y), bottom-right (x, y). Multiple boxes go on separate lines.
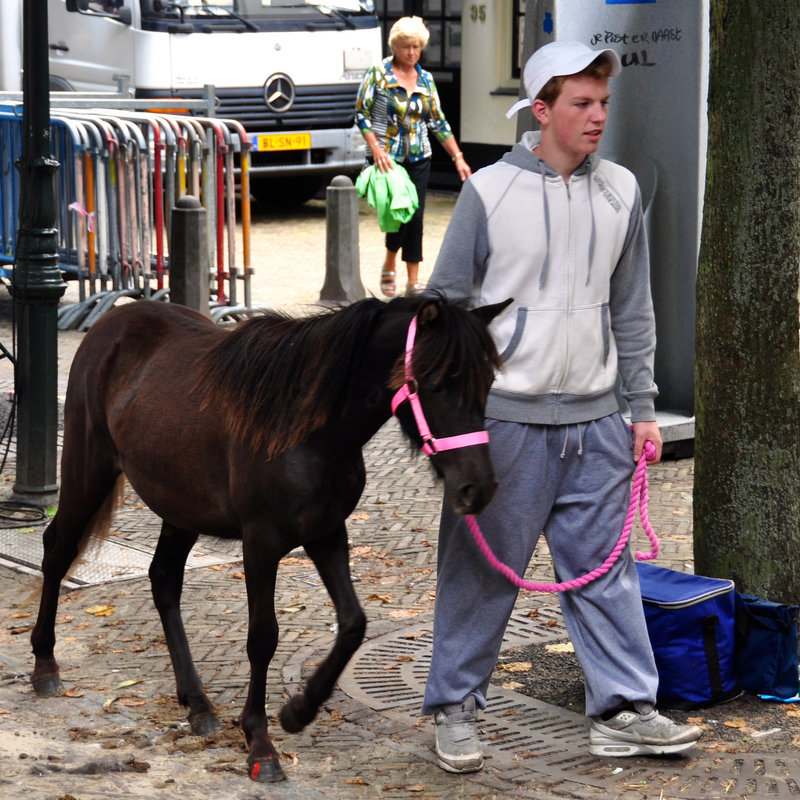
top-left (0, 91), bottom-right (252, 328)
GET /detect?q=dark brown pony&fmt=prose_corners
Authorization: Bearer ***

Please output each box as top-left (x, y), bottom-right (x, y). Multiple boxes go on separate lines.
top-left (30, 295), bottom-right (508, 782)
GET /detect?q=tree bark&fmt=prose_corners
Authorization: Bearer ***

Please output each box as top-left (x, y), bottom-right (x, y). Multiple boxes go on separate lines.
top-left (694, 2), bottom-right (800, 602)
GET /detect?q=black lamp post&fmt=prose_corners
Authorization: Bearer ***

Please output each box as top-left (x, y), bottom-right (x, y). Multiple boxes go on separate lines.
top-left (11, 0), bottom-right (66, 500)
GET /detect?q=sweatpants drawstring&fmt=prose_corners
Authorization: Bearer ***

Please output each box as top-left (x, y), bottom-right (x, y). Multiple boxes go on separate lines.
top-left (559, 424), bottom-right (585, 459)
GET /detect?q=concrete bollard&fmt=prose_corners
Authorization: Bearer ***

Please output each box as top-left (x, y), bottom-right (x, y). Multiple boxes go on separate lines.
top-left (169, 194), bottom-right (211, 318)
top-left (319, 175), bottom-right (365, 307)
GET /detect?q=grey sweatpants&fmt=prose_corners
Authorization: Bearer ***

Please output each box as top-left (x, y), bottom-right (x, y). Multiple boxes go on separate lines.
top-left (422, 413), bottom-right (658, 718)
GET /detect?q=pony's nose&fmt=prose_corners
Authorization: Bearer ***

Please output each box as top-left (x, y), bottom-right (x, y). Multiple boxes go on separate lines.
top-left (451, 478), bottom-right (498, 516)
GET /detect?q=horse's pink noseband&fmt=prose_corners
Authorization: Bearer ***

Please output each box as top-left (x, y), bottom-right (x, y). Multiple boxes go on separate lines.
top-left (390, 315), bottom-right (490, 457)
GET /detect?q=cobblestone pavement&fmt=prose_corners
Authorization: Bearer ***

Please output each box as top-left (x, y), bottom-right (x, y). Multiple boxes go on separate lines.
top-left (0, 194), bottom-right (798, 800)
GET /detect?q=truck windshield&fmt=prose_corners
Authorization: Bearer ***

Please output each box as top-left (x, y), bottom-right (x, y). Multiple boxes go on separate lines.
top-left (147, 0), bottom-right (374, 17)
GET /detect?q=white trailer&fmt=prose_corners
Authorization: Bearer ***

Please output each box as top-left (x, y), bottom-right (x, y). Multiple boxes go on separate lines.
top-left (1, 0), bottom-right (382, 204)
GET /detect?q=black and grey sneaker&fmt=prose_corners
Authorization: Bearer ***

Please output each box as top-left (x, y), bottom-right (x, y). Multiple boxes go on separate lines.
top-left (589, 702), bottom-right (703, 757)
top-left (434, 694), bottom-right (483, 773)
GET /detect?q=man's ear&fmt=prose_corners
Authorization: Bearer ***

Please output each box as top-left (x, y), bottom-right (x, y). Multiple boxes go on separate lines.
top-left (532, 98), bottom-right (549, 126)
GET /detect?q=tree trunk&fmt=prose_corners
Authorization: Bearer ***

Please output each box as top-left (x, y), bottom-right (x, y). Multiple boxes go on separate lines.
top-left (694, 2), bottom-right (800, 603)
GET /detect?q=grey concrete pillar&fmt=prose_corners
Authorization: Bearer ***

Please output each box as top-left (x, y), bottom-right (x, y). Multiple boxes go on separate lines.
top-left (319, 175), bottom-right (365, 307)
top-left (169, 194), bottom-right (211, 318)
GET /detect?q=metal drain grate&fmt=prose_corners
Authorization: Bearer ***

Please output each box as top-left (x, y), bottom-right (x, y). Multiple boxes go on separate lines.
top-left (0, 528), bottom-right (236, 587)
top-left (341, 606), bottom-right (568, 715)
top-left (339, 610), bottom-right (800, 799)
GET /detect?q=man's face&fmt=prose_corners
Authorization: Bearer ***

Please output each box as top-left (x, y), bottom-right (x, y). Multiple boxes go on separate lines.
top-left (540, 74), bottom-right (610, 164)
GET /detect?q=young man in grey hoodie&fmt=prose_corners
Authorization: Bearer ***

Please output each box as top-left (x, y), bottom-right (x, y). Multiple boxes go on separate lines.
top-left (423, 40), bottom-right (703, 773)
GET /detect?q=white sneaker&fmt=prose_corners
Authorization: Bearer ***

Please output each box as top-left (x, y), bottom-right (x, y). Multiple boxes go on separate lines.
top-left (434, 695), bottom-right (483, 773)
top-left (589, 703), bottom-right (703, 757)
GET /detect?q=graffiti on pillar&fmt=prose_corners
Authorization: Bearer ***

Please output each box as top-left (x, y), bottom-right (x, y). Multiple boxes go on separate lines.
top-left (590, 27), bottom-right (682, 67)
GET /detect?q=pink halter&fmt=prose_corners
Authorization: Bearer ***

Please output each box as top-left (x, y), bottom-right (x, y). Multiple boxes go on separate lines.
top-left (391, 315), bottom-right (490, 457)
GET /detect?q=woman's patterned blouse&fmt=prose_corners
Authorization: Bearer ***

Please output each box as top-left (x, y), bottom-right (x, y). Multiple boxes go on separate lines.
top-left (355, 56), bottom-right (453, 164)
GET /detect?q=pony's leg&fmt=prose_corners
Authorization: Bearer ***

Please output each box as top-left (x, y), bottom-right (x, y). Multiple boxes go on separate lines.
top-left (149, 522), bottom-right (221, 736)
top-left (279, 524), bottom-right (367, 734)
top-left (239, 537), bottom-right (285, 783)
top-left (31, 471), bottom-right (122, 696)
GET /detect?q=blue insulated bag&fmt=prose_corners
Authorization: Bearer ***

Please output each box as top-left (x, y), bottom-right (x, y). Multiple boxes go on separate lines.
top-left (734, 593), bottom-right (799, 700)
top-left (636, 563), bottom-right (740, 709)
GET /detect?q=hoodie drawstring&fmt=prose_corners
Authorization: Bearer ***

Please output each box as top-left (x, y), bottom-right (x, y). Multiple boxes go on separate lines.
top-left (585, 161), bottom-right (596, 286)
top-left (539, 166), bottom-right (551, 290)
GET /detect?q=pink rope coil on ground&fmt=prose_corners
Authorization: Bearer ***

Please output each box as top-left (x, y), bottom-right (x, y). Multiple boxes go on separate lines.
top-left (465, 440), bottom-right (660, 593)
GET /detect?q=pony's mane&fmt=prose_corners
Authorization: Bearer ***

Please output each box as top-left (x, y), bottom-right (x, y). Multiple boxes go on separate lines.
top-left (197, 296), bottom-right (501, 458)
top-left (390, 299), bottom-right (501, 409)
top-left (197, 298), bottom-right (387, 458)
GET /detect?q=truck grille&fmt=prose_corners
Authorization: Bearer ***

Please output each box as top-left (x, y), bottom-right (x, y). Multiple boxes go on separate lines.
top-left (210, 84), bottom-right (358, 132)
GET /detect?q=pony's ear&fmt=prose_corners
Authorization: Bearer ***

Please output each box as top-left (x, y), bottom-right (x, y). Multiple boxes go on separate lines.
top-left (417, 298), bottom-right (441, 327)
top-left (471, 298), bottom-right (513, 326)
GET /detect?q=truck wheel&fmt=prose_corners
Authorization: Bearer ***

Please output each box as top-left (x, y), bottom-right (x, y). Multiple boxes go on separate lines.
top-left (250, 175), bottom-right (328, 208)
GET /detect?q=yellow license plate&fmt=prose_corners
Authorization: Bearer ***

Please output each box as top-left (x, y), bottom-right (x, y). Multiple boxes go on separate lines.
top-left (253, 133), bottom-right (311, 152)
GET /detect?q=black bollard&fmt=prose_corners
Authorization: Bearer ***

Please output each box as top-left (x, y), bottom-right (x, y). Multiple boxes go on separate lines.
top-left (169, 195), bottom-right (211, 318)
top-left (319, 175), bottom-right (365, 307)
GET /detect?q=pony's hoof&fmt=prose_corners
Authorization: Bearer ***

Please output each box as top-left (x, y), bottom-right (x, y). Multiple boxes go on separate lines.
top-left (279, 694), bottom-right (316, 733)
top-left (249, 754), bottom-right (286, 782)
top-left (189, 711), bottom-right (222, 736)
top-left (31, 674), bottom-right (64, 697)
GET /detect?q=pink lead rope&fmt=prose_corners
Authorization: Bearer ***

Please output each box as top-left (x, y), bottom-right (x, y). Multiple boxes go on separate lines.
top-left (392, 312), bottom-right (660, 593)
top-left (465, 440), bottom-right (660, 593)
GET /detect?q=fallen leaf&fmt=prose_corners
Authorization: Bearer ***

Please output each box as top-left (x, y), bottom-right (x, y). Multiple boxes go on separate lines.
top-left (368, 594), bottom-right (393, 604)
top-left (84, 605), bottom-right (115, 617)
top-left (64, 687), bottom-right (85, 698)
top-left (345, 778), bottom-right (368, 785)
top-left (11, 612), bottom-right (31, 620)
top-left (281, 604), bottom-right (306, 613)
top-left (496, 662), bottom-right (532, 673)
top-left (723, 719), bottom-right (751, 730)
top-left (502, 681), bottom-right (524, 690)
top-left (545, 642), bottom-right (574, 654)
top-left (114, 679), bottom-right (143, 690)
top-left (117, 697), bottom-right (147, 707)
top-left (350, 512), bottom-right (370, 521)
top-left (103, 697), bottom-right (118, 711)
top-left (403, 630), bottom-right (431, 639)
top-left (387, 609), bottom-right (423, 619)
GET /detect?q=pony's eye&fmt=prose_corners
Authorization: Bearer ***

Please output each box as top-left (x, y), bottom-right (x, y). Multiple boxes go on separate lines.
top-left (424, 381), bottom-right (446, 397)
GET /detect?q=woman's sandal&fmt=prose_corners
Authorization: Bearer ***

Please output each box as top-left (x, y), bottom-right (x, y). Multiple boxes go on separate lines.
top-left (405, 282), bottom-right (424, 296)
top-left (380, 269), bottom-right (396, 297)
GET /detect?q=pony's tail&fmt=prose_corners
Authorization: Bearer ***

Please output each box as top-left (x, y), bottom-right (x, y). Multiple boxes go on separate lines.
top-left (75, 474), bottom-right (126, 564)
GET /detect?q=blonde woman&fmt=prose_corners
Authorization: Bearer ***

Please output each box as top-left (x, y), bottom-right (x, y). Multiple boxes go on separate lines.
top-left (356, 16), bottom-right (470, 297)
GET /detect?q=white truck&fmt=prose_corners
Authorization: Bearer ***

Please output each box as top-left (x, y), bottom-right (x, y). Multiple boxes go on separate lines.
top-left (0, 0), bottom-right (382, 205)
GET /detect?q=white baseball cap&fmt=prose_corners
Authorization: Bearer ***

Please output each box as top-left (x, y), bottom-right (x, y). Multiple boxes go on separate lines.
top-left (506, 40), bottom-right (622, 119)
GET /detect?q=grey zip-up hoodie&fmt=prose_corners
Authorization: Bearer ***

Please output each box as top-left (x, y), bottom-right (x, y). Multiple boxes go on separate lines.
top-left (428, 130), bottom-right (658, 426)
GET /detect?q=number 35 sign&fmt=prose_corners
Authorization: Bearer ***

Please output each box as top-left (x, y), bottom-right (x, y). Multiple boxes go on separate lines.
top-left (470, 4), bottom-right (486, 22)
